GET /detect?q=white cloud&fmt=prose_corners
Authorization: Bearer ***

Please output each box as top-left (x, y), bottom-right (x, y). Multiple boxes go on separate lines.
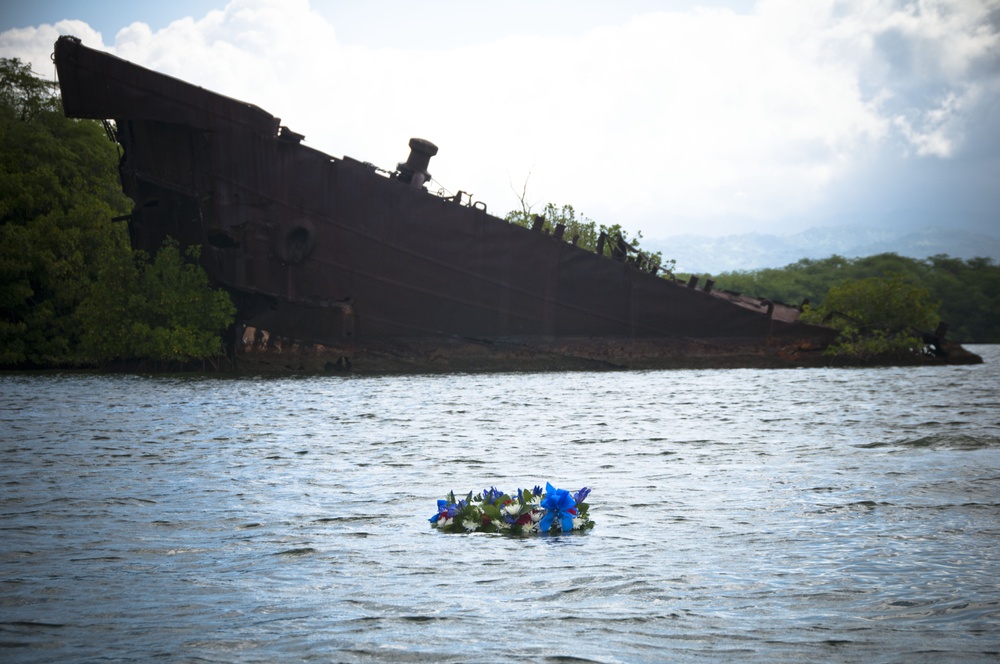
top-left (0, 20), bottom-right (108, 76)
top-left (2, 0), bottom-right (997, 237)
top-left (807, 0), bottom-right (1000, 159)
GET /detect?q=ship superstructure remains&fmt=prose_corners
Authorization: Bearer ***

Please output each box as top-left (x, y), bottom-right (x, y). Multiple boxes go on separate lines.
top-left (55, 35), bottom-right (851, 372)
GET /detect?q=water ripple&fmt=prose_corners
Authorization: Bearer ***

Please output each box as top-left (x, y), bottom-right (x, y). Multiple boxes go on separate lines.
top-left (0, 347), bottom-right (998, 662)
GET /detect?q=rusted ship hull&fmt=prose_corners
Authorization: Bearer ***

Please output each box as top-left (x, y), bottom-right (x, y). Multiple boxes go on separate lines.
top-left (54, 36), bottom-right (850, 372)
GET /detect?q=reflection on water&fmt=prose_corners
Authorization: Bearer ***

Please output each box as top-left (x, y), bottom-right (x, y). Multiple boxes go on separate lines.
top-left (1, 347), bottom-right (999, 662)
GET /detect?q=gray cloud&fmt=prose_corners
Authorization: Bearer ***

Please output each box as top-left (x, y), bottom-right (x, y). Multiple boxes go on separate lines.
top-left (1, 0), bottom-right (997, 245)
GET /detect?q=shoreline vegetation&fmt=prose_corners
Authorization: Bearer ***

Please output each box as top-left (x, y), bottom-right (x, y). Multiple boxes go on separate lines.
top-left (1, 57), bottom-right (236, 371)
top-left (2, 57), bottom-right (994, 373)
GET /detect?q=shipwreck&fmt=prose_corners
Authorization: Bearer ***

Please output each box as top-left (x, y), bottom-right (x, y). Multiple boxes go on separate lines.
top-left (52, 36), bottom-right (978, 372)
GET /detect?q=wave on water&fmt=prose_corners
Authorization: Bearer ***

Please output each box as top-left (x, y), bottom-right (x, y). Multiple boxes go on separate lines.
top-left (859, 434), bottom-right (1000, 450)
top-left (3, 358), bottom-right (999, 662)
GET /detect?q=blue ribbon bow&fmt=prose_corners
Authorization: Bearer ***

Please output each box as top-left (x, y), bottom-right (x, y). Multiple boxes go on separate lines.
top-left (539, 482), bottom-right (578, 532)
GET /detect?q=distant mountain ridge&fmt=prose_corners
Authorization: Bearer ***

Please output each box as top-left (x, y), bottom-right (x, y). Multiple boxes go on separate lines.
top-left (648, 226), bottom-right (1000, 275)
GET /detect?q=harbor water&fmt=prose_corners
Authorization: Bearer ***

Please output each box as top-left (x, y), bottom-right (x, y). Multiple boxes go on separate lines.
top-left (1, 347), bottom-right (998, 662)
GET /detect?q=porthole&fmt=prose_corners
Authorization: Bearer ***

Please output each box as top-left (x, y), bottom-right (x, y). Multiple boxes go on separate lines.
top-left (273, 221), bottom-right (317, 264)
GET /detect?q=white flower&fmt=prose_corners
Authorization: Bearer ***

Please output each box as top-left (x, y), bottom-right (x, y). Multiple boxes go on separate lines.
top-left (438, 517), bottom-right (452, 528)
top-left (462, 519), bottom-right (478, 532)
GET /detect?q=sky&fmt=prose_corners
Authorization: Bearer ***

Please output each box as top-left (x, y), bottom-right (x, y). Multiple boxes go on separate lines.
top-left (2, 0), bottom-right (998, 243)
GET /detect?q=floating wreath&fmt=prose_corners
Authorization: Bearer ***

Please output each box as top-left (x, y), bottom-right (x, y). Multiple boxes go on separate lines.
top-left (429, 483), bottom-right (593, 534)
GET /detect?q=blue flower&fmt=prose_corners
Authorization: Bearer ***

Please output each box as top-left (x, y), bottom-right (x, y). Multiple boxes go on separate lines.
top-left (429, 498), bottom-right (463, 523)
top-left (532, 485), bottom-right (544, 497)
top-left (482, 486), bottom-right (505, 505)
top-left (573, 487), bottom-right (591, 505)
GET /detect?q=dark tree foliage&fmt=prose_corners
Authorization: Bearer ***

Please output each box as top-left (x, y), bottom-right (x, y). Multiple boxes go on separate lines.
top-left (1, 58), bottom-right (235, 368)
top-left (711, 252), bottom-right (999, 343)
top-left (76, 240), bottom-right (235, 365)
top-left (923, 255), bottom-right (1000, 344)
top-left (505, 203), bottom-right (673, 273)
top-left (800, 275), bottom-right (940, 360)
